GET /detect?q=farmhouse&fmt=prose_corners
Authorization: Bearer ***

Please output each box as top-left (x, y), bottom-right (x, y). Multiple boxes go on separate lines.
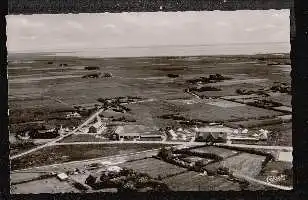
top-left (65, 112), bottom-right (81, 119)
top-left (195, 126), bottom-right (231, 143)
top-left (114, 125), bottom-right (157, 140)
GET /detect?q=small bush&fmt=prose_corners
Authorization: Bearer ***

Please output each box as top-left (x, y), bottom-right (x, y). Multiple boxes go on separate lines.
top-left (167, 74), bottom-right (179, 78)
top-left (85, 66), bottom-right (100, 70)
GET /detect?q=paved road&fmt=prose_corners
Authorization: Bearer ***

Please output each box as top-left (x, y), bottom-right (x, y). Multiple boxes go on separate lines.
top-left (214, 143), bottom-right (292, 151)
top-left (52, 141), bottom-right (198, 146)
top-left (50, 140), bottom-right (292, 151)
top-left (10, 109), bottom-right (105, 160)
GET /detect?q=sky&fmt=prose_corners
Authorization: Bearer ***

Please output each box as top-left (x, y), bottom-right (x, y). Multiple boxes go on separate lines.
top-left (6, 10), bottom-right (290, 56)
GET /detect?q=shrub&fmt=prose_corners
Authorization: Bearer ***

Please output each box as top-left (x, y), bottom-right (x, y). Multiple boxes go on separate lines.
top-left (167, 74), bottom-right (179, 78)
top-left (85, 174), bottom-right (98, 186)
top-left (189, 86), bottom-right (221, 92)
top-left (157, 147), bottom-right (173, 160)
top-left (102, 72), bottom-right (113, 77)
top-left (85, 66), bottom-right (100, 70)
top-left (119, 181), bottom-right (137, 192)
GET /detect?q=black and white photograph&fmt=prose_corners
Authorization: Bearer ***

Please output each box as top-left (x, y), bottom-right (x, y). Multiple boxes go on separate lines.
top-left (7, 3), bottom-right (293, 193)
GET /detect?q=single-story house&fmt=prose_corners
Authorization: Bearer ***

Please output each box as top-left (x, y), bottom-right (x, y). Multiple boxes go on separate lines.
top-left (88, 126), bottom-right (97, 133)
top-left (113, 125), bottom-right (157, 140)
top-left (195, 132), bottom-right (227, 143)
top-left (195, 126), bottom-right (230, 143)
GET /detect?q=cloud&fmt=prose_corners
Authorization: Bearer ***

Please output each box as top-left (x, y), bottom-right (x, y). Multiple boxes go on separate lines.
top-left (6, 10), bottom-right (290, 53)
top-left (19, 36), bottom-right (37, 40)
top-left (19, 18), bottom-right (44, 28)
top-left (103, 24), bottom-right (116, 29)
top-left (65, 20), bottom-right (84, 30)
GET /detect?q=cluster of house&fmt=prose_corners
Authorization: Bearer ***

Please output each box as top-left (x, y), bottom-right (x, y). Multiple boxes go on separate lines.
top-left (65, 112), bottom-right (82, 119)
top-left (78, 115), bottom-right (107, 134)
top-left (165, 124), bottom-right (270, 144)
top-left (166, 127), bottom-right (194, 141)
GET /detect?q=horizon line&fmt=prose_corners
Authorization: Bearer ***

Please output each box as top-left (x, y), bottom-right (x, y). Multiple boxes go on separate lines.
top-left (8, 41), bottom-right (290, 54)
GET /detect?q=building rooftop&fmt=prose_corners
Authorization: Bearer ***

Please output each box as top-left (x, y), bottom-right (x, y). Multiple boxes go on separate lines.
top-left (115, 125), bottom-right (157, 136)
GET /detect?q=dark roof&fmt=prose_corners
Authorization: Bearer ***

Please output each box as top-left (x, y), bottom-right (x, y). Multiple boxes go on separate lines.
top-left (197, 132), bottom-right (227, 139)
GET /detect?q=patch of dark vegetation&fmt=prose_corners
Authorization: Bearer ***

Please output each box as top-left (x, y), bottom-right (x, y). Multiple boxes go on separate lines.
top-left (179, 120), bottom-right (205, 126)
top-left (173, 149), bottom-right (223, 162)
top-left (187, 86), bottom-right (221, 93)
top-left (257, 56), bottom-right (291, 65)
top-left (236, 82), bottom-right (290, 96)
top-left (156, 147), bottom-right (219, 172)
top-left (187, 73), bottom-right (232, 84)
top-left (270, 82), bottom-right (291, 94)
top-left (26, 128), bottom-right (60, 139)
top-left (167, 74), bottom-right (179, 78)
top-left (10, 139), bottom-right (36, 155)
top-left (10, 121), bottom-right (45, 134)
top-left (235, 88), bottom-right (269, 96)
top-left (159, 114), bottom-right (186, 121)
top-left (159, 114), bottom-right (207, 127)
top-left (50, 108), bottom-right (77, 113)
top-left (231, 118), bottom-right (283, 129)
top-left (9, 107), bottom-right (83, 129)
top-left (9, 108), bottom-right (48, 124)
top-left (247, 99), bottom-right (283, 108)
top-left (82, 72), bottom-right (101, 79)
top-left (114, 105), bottom-right (131, 113)
top-left (112, 116), bottom-right (136, 123)
top-left (267, 60), bottom-right (291, 66)
top-left (84, 66), bottom-right (100, 70)
top-left (85, 167), bottom-right (170, 192)
top-left (156, 147), bottom-right (191, 169)
top-left (77, 107), bottom-right (98, 117)
top-left (97, 96), bottom-right (143, 106)
top-left (102, 72), bottom-right (113, 77)
top-left (47, 61), bottom-right (53, 64)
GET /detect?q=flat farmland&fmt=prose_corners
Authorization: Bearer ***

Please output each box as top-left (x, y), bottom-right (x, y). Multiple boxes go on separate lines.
top-left (204, 153), bottom-right (266, 177)
top-left (118, 157), bottom-right (187, 179)
top-left (11, 177), bottom-right (79, 194)
top-left (125, 100), bottom-right (186, 128)
top-left (177, 103), bottom-right (282, 122)
top-left (11, 144), bottom-right (168, 170)
top-left (57, 134), bottom-right (109, 143)
top-left (268, 94), bottom-right (292, 107)
top-left (162, 171), bottom-right (241, 191)
top-left (186, 146), bottom-right (239, 159)
top-left (8, 53), bottom-right (292, 155)
top-left (8, 54), bottom-right (291, 109)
